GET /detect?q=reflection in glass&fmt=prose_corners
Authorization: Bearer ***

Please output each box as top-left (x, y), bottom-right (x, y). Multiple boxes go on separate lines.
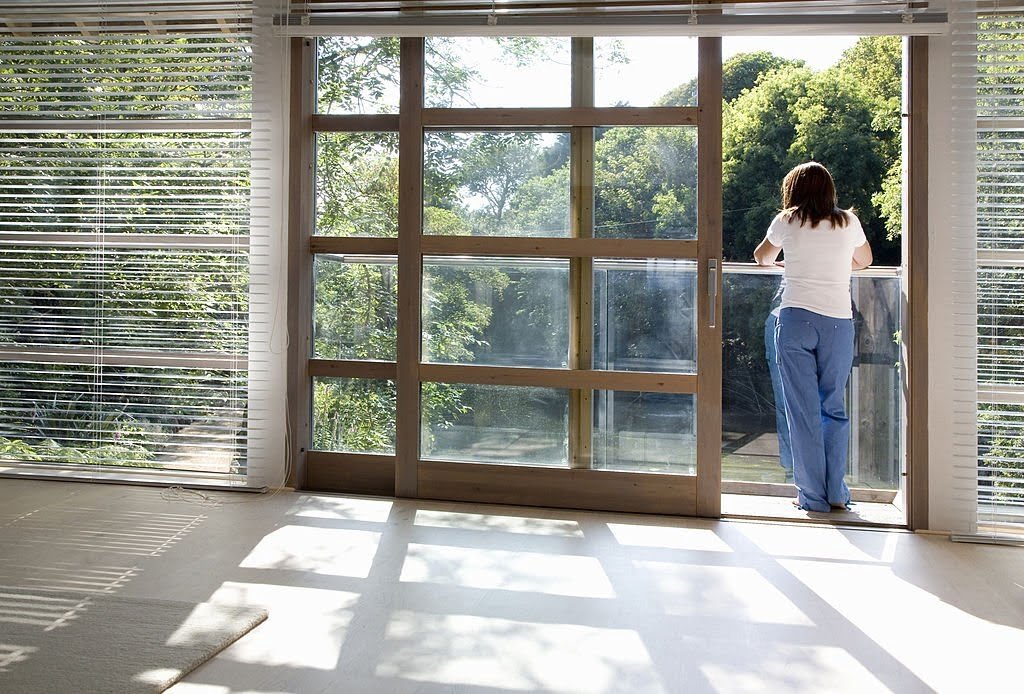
top-left (720, 267), bottom-right (901, 490)
top-left (421, 384), bottom-right (569, 467)
top-left (316, 37), bottom-right (400, 114)
top-left (594, 37), bottom-right (699, 107)
top-left (594, 259), bottom-right (697, 373)
top-left (423, 257), bottom-right (569, 368)
top-left (425, 37), bottom-right (570, 108)
top-left (593, 391), bottom-right (696, 474)
top-left (315, 132), bottom-right (399, 237)
top-left (314, 255), bottom-right (396, 360)
top-left (313, 377), bottom-right (396, 453)
top-left (594, 127), bottom-right (698, 239)
top-left (423, 131), bottom-right (571, 237)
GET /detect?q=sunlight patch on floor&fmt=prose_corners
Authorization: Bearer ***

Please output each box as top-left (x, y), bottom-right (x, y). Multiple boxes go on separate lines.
top-left (239, 526), bottom-right (382, 578)
top-left (414, 509), bottom-right (584, 537)
top-left (207, 582), bottom-right (357, 670)
top-left (636, 561), bottom-right (812, 625)
top-left (376, 610), bottom-right (661, 692)
top-left (400, 544), bottom-right (615, 598)
top-left (607, 523), bottom-right (733, 552)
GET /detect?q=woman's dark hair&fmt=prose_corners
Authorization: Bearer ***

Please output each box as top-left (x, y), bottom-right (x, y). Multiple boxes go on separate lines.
top-left (780, 161), bottom-right (850, 228)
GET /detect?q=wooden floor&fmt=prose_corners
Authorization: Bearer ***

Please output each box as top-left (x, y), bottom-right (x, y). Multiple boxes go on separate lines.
top-left (1, 478), bottom-right (1021, 693)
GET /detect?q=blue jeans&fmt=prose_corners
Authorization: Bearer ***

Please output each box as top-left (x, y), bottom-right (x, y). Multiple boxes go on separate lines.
top-left (765, 313), bottom-right (794, 478)
top-left (775, 307), bottom-right (853, 512)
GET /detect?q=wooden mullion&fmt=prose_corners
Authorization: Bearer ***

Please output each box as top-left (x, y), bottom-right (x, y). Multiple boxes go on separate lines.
top-left (422, 106), bottom-right (698, 128)
top-left (310, 236), bottom-right (399, 255)
top-left (396, 37), bottom-right (424, 498)
top-left (420, 364), bottom-right (697, 394)
top-left (570, 37), bottom-right (595, 471)
top-left (906, 36), bottom-right (929, 531)
top-left (421, 235), bottom-right (698, 258)
top-left (696, 36), bottom-right (723, 519)
top-left (309, 359), bottom-right (397, 380)
top-left (312, 113), bottom-right (401, 132)
top-left (287, 37), bottom-right (315, 489)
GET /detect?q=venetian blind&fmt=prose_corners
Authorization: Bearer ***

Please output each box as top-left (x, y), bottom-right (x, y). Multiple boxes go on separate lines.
top-left (275, 0), bottom-right (947, 35)
top-left (951, 0), bottom-right (1024, 541)
top-left (0, 1), bottom-right (274, 486)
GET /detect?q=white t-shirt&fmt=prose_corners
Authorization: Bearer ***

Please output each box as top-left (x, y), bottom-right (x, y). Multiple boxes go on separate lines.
top-left (765, 211), bottom-right (867, 319)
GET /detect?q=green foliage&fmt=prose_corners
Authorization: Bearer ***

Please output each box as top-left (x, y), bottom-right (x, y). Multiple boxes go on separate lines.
top-left (313, 378), bottom-right (396, 453)
top-left (595, 127), bottom-right (697, 238)
top-left (316, 133), bottom-right (399, 237)
top-left (314, 260), bottom-right (396, 361)
top-left (722, 65), bottom-right (813, 260)
top-left (721, 40), bottom-right (903, 264)
top-left (723, 51), bottom-right (807, 102)
top-left (316, 37), bottom-right (400, 114)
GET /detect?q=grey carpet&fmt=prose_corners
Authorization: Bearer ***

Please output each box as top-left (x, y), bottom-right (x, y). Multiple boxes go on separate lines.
top-left (0, 587), bottom-right (267, 693)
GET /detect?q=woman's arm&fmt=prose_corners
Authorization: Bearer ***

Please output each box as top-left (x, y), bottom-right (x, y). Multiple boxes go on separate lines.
top-left (754, 236), bottom-right (782, 266)
top-left (851, 241), bottom-right (873, 270)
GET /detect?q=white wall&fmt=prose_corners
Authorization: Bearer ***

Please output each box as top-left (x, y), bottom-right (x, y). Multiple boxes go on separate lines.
top-left (247, 0), bottom-right (292, 489)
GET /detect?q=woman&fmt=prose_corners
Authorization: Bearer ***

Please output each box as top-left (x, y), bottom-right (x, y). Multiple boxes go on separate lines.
top-left (753, 162), bottom-right (873, 512)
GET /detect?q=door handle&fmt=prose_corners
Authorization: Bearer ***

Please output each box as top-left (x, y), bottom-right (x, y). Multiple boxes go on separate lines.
top-left (708, 259), bottom-right (718, 329)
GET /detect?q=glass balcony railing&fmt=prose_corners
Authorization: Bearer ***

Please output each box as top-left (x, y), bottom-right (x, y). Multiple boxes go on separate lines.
top-left (722, 263), bottom-right (902, 492)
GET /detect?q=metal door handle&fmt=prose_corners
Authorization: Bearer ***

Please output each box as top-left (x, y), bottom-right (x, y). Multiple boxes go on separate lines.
top-left (708, 259), bottom-right (718, 329)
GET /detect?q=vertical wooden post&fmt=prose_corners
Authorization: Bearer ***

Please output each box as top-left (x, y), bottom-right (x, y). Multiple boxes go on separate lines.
top-left (287, 37), bottom-right (314, 489)
top-left (906, 36), bottom-right (929, 530)
top-left (570, 37), bottom-right (595, 469)
top-left (696, 36), bottom-right (723, 518)
top-left (396, 37), bottom-right (424, 498)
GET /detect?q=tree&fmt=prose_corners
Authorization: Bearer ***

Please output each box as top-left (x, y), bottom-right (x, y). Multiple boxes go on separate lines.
top-left (721, 65), bottom-right (813, 261)
top-left (831, 37), bottom-right (903, 242)
top-left (657, 51), bottom-right (805, 106)
top-left (594, 127), bottom-right (698, 238)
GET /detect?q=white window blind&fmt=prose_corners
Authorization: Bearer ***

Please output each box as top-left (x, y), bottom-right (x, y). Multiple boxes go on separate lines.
top-left (0, 1), bottom-right (270, 485)
top-left (951, 0), bottom-right (1024, 542)
top-left (274, 0), bottom-right (947, 36)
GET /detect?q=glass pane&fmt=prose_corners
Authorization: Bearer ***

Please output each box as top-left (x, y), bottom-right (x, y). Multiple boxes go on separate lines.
top-left (593, 259), bottom-right (697, 373)
top-left (316, 132), bottom-right (399, 237)
top-left (313, 255), bottom-right (396, 360)
top-left (423, 131), bottom-right (571, 237)
top-left (424, 37), bottom-right (570, 108)
top-left (421, 384), bottom-right (569, 467)
top-left (593, 391), bottom-right (695, 474)
top-left (594, 127), bottom-right (697, 239)
top-left (720, 267), bottom-right (902, 490)
top-left (594, 37), bottom-right (698, 107)
top-left (423, 258), bottom-right (569, 368)
top-left (313, 377), bottom-right (396, 453)
top-left (316, 37), bottom-right (400, 114)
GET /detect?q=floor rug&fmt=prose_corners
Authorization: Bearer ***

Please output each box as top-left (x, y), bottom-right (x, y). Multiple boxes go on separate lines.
top-left (0, 587), bottom-right (267, 693)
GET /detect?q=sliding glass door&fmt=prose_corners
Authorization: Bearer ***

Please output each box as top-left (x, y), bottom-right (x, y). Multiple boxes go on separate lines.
top-left (292, 35), bottom-right (722, 516)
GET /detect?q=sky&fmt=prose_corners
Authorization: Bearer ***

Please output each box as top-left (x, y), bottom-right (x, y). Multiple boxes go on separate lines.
top-left (436, 35), bottom-right (861, 109)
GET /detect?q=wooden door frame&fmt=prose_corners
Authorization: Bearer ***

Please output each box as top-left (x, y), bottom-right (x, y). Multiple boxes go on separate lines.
top-left (286, 34), bottom-right (928, 525)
